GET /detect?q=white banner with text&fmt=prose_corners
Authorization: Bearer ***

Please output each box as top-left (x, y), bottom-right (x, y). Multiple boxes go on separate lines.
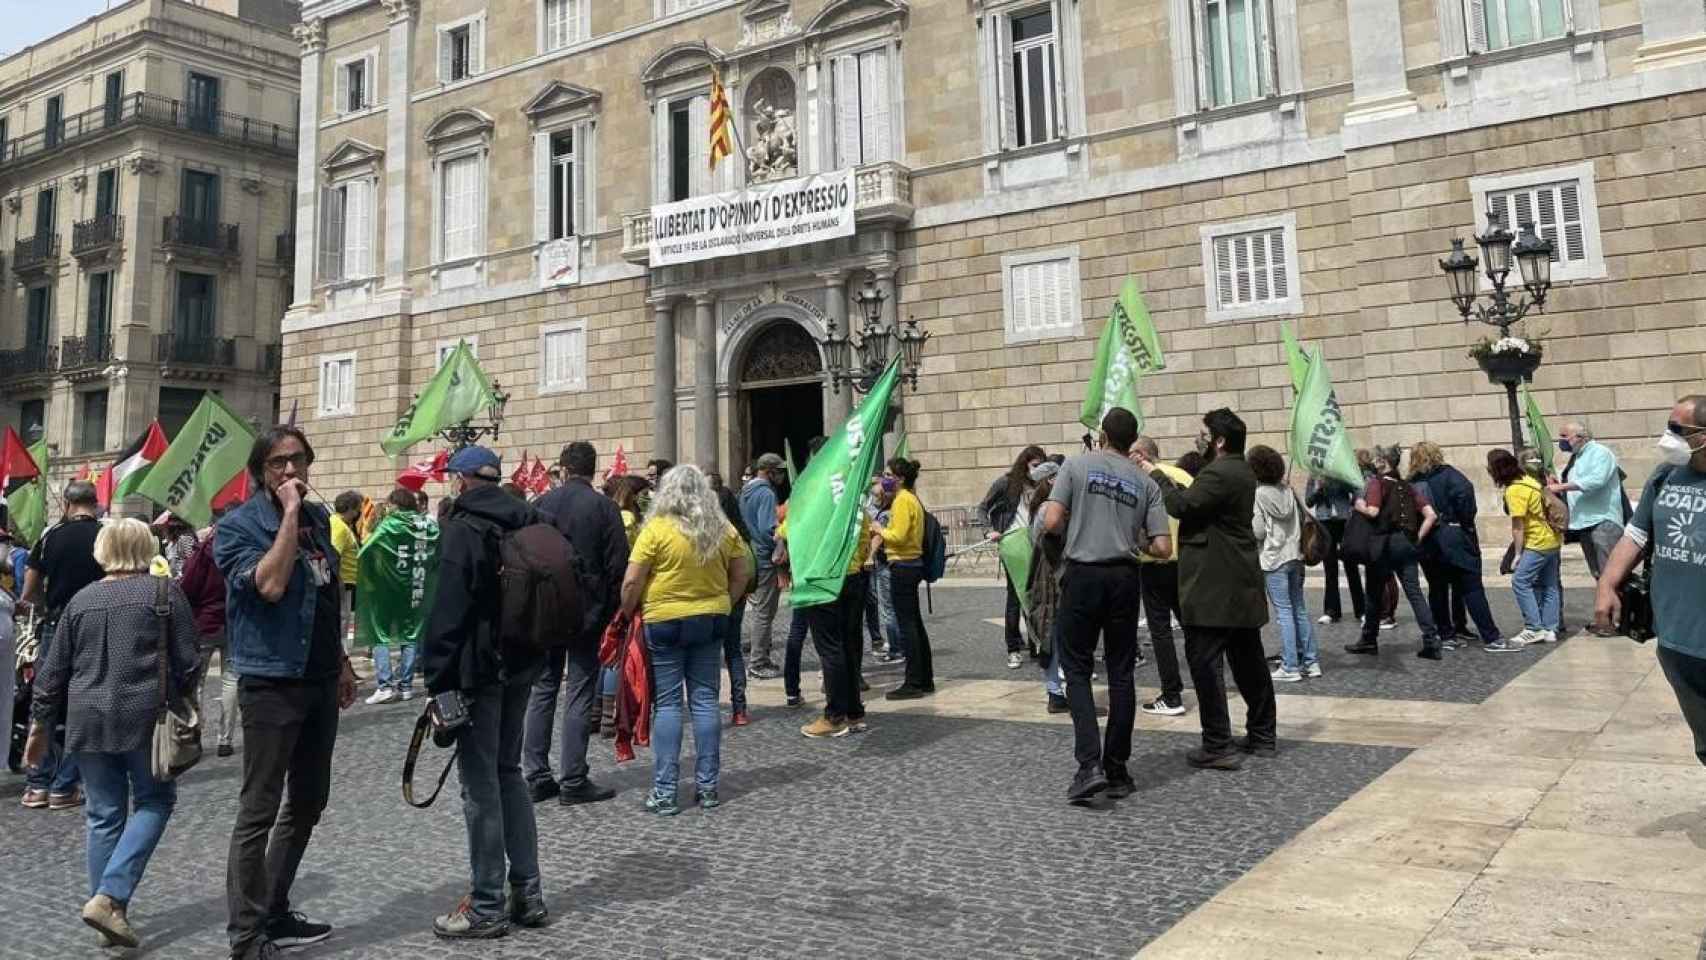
top-left (648, 168), bottom-right (856, 267)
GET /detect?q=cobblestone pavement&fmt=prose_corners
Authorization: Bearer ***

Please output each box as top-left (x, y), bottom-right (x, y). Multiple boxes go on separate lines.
top-left (0, 684), bottom-right (1407, 959)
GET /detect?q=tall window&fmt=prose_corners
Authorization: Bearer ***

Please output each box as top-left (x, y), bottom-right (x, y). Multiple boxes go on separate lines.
top-left (78, 391), bottom-right (108, 454)
top-left (44, 95), bottom-right (63, 148)
top-left (439, 21), bottom-right (483, 83)
top-left (158, 387), bottom-right (205, 439)
top-left (343, 59), bottom-right (368, 113)
top-left (94, 169), bottom-right (117, 218)
top-left (549, 130), bottom-right (576, 239)
top-left (319, 180), bottom-right (372, 281)
top-left (317, 354), bottom-right (356, 417)
top-left (34, 186), bottom-right (54, 238)
top-left (181, 170), bottom-right (219, 225)
top-left (0, 117), bottom-right (9, 159)
top-left (833, 48), bottom-right (893, 167)
top-left (25, 286), bottom-right (51, 348)
top-left (175, 272), bottom-right (216, 340)
top-left (104, 72), bottom-right (124, 126)
top-left (1471, 0), bottom-right (1570, 51)
top-left (87, 272), bottom-right (112, 341)
top-left (1010, 9), bottom-right (1059, 148)
top-left (543, 0), bottom-right (586, 51)
top-left (19, 400), bottom-right (44, 442)
top-left (186, 73), bottom-right (220, 132)
top-left (1196, 0), bottom-right (1275, 108)
top-left (668, 100), bottom-right (692, 202)
top-left (440, 155), bottom-right (482, 261)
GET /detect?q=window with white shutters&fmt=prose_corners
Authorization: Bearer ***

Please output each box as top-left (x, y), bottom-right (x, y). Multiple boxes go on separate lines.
top-left (318, 185), bottom-right (346, 282)
top-left (1002, 248), bottom-right (1082, 343)
top-left (439, 19), bottom-right (483, 83)
top-left (1471, 163), bottom-right (1604, 283)
top-left (1466, 0), bottom-right (1569, 51)
top-left (441, 155), bottom-right (482, 261)
top-left (317, 353), bottom-right (356, 417)
top-left (342, 180), bottom-right (372, 279)
top-left (543, 0), bottom-right (585, 51)
top-left (540, 324), bottom-right (587, 392)
top-left (1200, 215), bottom-right (1302, 322)
top-left (1196, 0), bottom-right (1276, 108)
top-left (834, 48), bottom-right (894, 167)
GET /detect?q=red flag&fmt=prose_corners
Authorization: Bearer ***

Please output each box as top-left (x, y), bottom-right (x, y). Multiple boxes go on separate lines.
top-left (74, 463), bottom-right (91, 482)
top-left (528, 456), bottom-right (550, 495)
top-left (428, 449), bottom-right (450, 482)
top-left (510, 451), bottom-right (531, 488)
top-left (610, 445), bottom-right (628, 477)
top-left (397, 449), bottom-right (450, 492)
top-left (0, 427), bottom-right (40, 490)
top-left (211, 470), bottom-right (250, 510)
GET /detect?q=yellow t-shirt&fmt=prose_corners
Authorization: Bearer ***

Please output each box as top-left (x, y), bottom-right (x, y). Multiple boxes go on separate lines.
top-left (630, 516), bottom-right (746, 623)
top-left (880, 489), bottom-right (925, 562)
top-left (1138, 463), bottom-right (1191, 564)
top-left (620, 509), bottom-right (640, 548)
top-left (330, 513), bottom-right (360, 585)
top-left (1505, 476), bottom-right (1562, 552)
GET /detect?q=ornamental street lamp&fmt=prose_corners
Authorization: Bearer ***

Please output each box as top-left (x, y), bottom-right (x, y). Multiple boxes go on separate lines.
top-left (437, 381), bottom-right (511, 449)
top-left (821, 272), bottom-right (930, 394)
top-left (1439, 210), bottom-right (1555, 454)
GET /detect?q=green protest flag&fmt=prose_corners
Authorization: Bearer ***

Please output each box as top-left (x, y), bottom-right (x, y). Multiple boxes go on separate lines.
top-left (380, 341), bottom-right (498, 456)
top-left (783, 436), bottom-right (800, 485)
top-left (1288, 350), bottom-right (1363, 489)
top-left (356, 508), bottom-right (441, 649)
top-left (1079, 277), bottom-right (1165, 431)
top-left (998, 522), bottom-right (1034, 615)
top-left (10, 440), bottom-right (48, 548)
top-left (1281, 320), bottom-right (1311, 394)
top-left (788, 359), bottom-right (902, 609)
top-left (134, 393), bottom-right (257, 529)
top-left (1522, 385), bottom-right (1555, 475)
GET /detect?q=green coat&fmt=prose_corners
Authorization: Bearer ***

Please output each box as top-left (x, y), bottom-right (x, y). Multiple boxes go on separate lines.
top-left (1153, 454), bottom-right (1269, 630)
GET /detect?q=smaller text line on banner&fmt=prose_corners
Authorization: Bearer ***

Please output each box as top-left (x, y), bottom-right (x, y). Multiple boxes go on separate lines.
top-left (648, 168), bottom-right (856, 268)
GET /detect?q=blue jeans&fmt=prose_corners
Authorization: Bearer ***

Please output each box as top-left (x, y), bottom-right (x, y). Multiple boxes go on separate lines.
top-left (1265, 561), bottom-right (1316, 672)
top-left (78, 749), bottom-right (176, 904)
top-left (1042, 644), bottom-right (1063, 697)
top-left (26, 619), bottom-right (80, 793)
top-left (873, 565), bottom-right (901, 652)
top-left (371, 643), bottom-right (417, 692)
top-left (646, 615), bottom-right (723, 798)
top-left (722, 596), bottom-right (748, 712)
top-left (456, 671), bottom-right (543, 921)
top-left (1513, 548), bottom-right (1562, 632)
top-left (783, 609), bottom-right (811, 699)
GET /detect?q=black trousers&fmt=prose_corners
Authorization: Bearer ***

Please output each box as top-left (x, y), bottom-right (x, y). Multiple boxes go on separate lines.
top-left (1658, 644), bottom-right (1706, 767)
top-left (1003, 573), bottom-right (1024, 653)
top-left (1139, 562), bottom-right (1186, 704)
top-left (521, 640), bottom-right (599, 790)
top-left (1421, 558), bottom-right (1501, 644)
top-left (1183, 625), bottom-right (1277, 754)
top-left (807, 573), bottom-right (869, 722)
top-left (1321, 518), bottom-right (1366, 621)
top-left (1055, 562), bottom-right (1141, 777)
top-left (890, 562), bottom-right (933, 691)
top-left (227, 677), bottom-right (339, 954)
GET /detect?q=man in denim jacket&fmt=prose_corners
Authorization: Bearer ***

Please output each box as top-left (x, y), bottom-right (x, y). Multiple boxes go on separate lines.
top-left (215, 425), bottom-right (357, 960)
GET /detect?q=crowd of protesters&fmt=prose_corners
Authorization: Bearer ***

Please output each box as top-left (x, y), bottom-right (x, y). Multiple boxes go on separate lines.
top-left (7, 391), bottom-right (1706, 953)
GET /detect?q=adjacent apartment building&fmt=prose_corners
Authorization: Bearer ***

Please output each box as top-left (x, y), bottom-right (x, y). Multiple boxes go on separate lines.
top-left (285, 0), bottom-right (1706, 512)
top-left (0, 0), bottom-right (299, 480)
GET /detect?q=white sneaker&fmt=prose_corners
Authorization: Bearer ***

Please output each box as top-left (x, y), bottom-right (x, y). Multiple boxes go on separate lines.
top-left (1006, 652), bottom-right (1023, 670)
top-left (1511, 629), bottom-right (1542, 646)
top-left (1379, 618), bottom-right (1398, 631)
top-left (399, 688), bottom-right (415, 701)
top-left (1317, 614), bottom-right (1335, 625)
top-left (1535, 630), bottom-right (1558, 644)
top-left (1304, 663), bottom-right (1323, 678)
top-left (1141, 697), bottom-right (1186, 717)
top-left (1138, 616), bottom-right (1149, 630)
top-left (1270, 666), bottom-right (1303, 683)
top-left (365, 687), bottom-right (397, 706)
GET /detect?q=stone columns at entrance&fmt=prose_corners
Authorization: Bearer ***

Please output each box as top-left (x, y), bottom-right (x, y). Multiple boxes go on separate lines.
top-left (693, 293), bottom-right (719, 474)
top-left (651, 296), bottom-right (678, 462)
top-left (820, 271), bottom-right (853, 426)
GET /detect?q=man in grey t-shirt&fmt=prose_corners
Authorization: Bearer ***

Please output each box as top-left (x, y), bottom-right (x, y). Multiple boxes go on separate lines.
top-left (1041, 408), bottom-right (1172, 806)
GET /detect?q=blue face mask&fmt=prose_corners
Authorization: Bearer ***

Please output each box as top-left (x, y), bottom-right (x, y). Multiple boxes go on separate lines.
top-left (1557, 439), bottom-right (1573, 454)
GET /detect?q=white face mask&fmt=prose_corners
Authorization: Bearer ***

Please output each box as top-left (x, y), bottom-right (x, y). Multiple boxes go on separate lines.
top-left (1658, 431), bottom-right (1699, 467)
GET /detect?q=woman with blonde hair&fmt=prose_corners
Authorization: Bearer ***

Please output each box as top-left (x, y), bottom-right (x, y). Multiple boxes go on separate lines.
top-left (619, 464), bottom-right (750, 815)
top-left (24, 518), bottom-right (199, 949)
top-left (1410, 442), bottom-right (1511, 651)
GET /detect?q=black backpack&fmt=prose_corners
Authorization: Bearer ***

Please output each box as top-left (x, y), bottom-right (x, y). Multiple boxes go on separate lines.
top-left (921, 510), bottom-right (948, 583)
top-left (1374, 477), bottom-right (1422, 543)
top-left (496, 523), bottom-right (585, 656)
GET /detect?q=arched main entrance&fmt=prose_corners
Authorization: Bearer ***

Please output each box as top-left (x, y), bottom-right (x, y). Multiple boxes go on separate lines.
top-left (737, 320), bottom-right (825, 476)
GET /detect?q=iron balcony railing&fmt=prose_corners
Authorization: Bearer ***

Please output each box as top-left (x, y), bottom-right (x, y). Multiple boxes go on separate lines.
top-left (0, 343), bottom-right (59, 379)
top-left (72, 214), bottom-right (124, 255)
top-left (162, 215), bottom-right (239, 256)
top-left (0, 92), bottom-right (295, 168)
top-left (14, 233), bottom-right (59, 271)
top-left (155, 334), bottom-right (236, 367)
top-left (60, 334), bottom-right (114, 370)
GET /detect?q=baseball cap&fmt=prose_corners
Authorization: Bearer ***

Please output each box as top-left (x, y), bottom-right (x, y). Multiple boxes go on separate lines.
top-left (754, 453), bottom-right (786, 471)
top-left (447, 445), bottom-right (502, 480)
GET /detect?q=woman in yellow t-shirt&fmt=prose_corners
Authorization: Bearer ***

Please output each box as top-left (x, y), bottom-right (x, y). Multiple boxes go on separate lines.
top-left (870, 457), bottom-right (933, 699)
top-left (618, 464), bottom-right (749, 816)
top-left (1489, 448), bottom-right (1561, 644)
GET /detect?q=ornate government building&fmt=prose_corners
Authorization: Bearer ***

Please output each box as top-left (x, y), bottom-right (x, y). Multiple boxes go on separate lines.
top-left (286, 0), bottom-right (1706, 511)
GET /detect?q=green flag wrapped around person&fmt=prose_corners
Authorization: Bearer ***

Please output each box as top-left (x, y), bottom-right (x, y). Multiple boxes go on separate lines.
top-left (998, 522), bottom-right (1034, 615)
top-left (380, 340), bottom-right (498, 456)
top-left (788, 359), bottom-right (902, 609)
top-left (356, 507), bottom-right (441, 649)
top-left (1079, 277), bottom-right (1166, 431)
top-left (1288, 349), bottom-right (1364, 489)
top-left (134, 393), bottom-right (258, 529)
top-left (1281, 320), bottom-right (1311, 393)
top-left (10, 440), bottom-right (48, 547)
top-left (1522, 385), bottom-right (1555, 475)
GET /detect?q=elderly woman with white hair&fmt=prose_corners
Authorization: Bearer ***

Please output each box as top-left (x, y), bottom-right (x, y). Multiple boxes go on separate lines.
top-left (24, 518), bottom-right (199, 949)
top-left (619, 464), bottom-right (751, 816)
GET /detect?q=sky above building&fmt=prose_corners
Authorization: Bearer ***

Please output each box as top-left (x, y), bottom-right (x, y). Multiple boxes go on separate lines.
top-left (0, 0), bottom-right (119, 57)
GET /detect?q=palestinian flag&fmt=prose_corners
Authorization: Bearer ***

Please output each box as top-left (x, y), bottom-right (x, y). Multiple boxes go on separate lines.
top-left (98, 420), bottom-right (169, 508)
top-left (0, 426), bottom-right (40, 496)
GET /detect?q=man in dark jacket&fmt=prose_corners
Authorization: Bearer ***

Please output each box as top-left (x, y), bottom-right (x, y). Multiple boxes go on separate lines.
top-left (521, 441), bottom-right (626, 805)
top-left (421, 446), bottom-right (547, 940)
top-left (1135, 408), bottom-right (1276, 770)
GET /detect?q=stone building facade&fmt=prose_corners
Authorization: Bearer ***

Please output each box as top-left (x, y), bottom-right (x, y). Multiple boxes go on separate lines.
top-left (0, 0), bottom-right (300, 485)
top-left (286, 0), bottom-right (1706, 516)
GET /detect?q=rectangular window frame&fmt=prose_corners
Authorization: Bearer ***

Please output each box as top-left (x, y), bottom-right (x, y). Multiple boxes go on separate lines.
top-left (539, 321), bottom-right (588, 394)
top-left (436, 150), bottom-right (485, 265)
top-left (94, 168), bottom-right (119, 218)
top-left (77, 389), bottom-right (109, 455)
top-left (1466, 0), bottom-right (1571, 52)
top-left (320, 175), bottom-right (376, 284)
top-left (316, 351), bottom-right (357, 418)
top-left (436, 337), bottom-right (479, 368)
top-left (333, 49), bottom-right (379, 116)
top-left (1194, 0), bottom-right (1278, 109)
top-left (981, 0), bottom-right (1082, 155)
top-left (1009, 7), bottom-right (1061, 149)
top-left (1000, 245), bottom-right (1084, 345)
top-left (533, 118), bottom-right (597, 245)
top-left (87, 271), bottom-right (113, 340)
top-left (830, 42), bottom-right (898, 168)
top-left (1469, 161), bottom-right (1604, 285)
top-left (437, 15), bottom-right (486, 85)
top-left (541, 0), bottom-right (588, 53)
top-left (1199, 212), bottom-right (1303, 323)
top-left (174, 270), bottom-right (217, 340)
top-left (25, 285), bottom-right (52, 347)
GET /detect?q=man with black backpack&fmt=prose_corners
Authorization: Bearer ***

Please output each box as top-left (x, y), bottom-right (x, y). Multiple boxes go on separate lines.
top-left (421, 446), bottom-right (550, 940)
top-left (521, 441), bottom-right (626, 806)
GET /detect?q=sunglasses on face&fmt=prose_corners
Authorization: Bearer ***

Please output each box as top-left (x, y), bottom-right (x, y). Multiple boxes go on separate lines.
top-left (265, 453), bottom-right (310, 471)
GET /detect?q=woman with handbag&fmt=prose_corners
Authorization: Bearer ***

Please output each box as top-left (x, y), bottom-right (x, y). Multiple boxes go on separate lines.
top-left (1250, 447), bottom-right (1319, 682)
top-left (1344, 446), bottom-right (1445, 659)
top-left (23, 518), bottom-right (199, 949)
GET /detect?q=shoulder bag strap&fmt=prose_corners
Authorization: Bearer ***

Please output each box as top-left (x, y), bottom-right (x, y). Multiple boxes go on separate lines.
top-left (154, 576), bottom-right (172, 717)
top-left (402, 709), bottom-right (459, 809)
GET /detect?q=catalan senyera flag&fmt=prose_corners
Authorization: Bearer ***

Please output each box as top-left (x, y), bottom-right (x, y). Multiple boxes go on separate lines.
top-left (708, 66), bottom-right (734, 171)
